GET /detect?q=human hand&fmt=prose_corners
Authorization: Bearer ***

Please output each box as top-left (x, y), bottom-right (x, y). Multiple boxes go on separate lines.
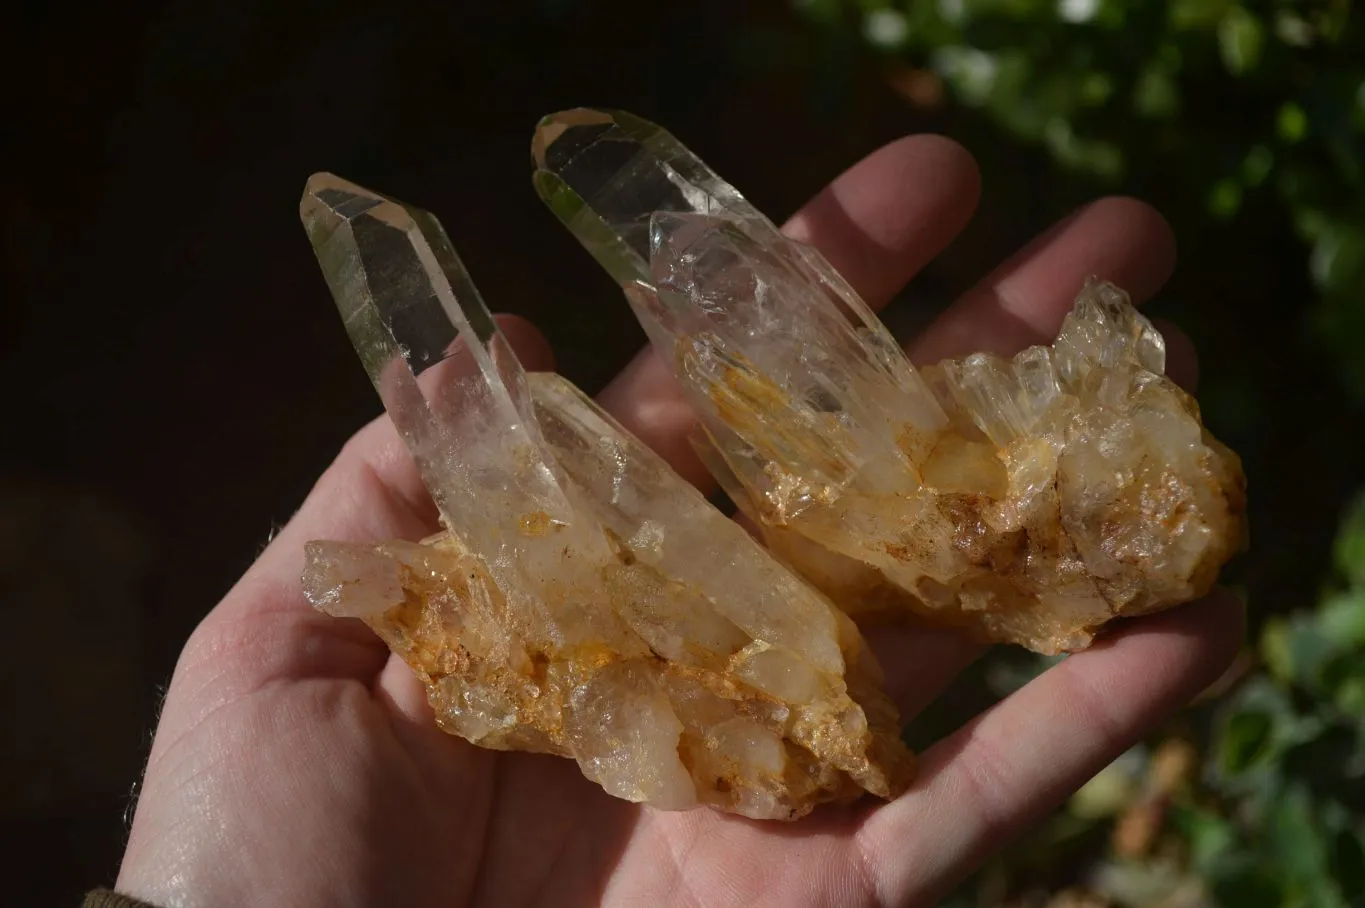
top-left (116, 135), bottom-right (1242, 908)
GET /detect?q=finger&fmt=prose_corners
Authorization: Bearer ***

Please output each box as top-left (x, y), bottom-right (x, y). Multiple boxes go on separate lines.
top-left (857, 589), bottom-right (1243, 906)
top-left (865, 626), bottom-right (982, 719)
top-left (598, 135), bottom-right (982, 489)
top-left (1152, 318), bottom-right (1199, 392)
top-left (782, 135), bottom-right (982, 306)
top-left (910, 197), bottom-right (1178, 365)
top-left (208, 314), bottom-right (555, 628)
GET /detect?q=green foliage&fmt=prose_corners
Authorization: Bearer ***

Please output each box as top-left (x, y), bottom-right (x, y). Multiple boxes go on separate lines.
top-left (936, 492), bottom-right (1365, 906)
top-left (797, 0), bottom-right (1365, 396)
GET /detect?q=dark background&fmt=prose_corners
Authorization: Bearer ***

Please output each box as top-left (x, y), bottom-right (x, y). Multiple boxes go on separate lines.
top-left (4, 1), bottom-right (1360, 903)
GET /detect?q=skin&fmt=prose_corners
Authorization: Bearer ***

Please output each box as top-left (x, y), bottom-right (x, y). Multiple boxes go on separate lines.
top-left (117, 135), bottom-right (1242, 908)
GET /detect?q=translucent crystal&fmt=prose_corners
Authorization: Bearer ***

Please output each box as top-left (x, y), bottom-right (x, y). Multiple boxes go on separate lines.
top-left (534, 110), bottom-right (1247, 654)
top-left (299, 174), bottom-right (911, 819)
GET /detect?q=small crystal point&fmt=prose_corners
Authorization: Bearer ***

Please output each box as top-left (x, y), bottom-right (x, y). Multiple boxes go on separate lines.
top-left (532, 108), bottom-right (765, 287)
top-left (299, 174), bottom-right (913, 818)
top-left (534, 112), bottom-right (1248, 655)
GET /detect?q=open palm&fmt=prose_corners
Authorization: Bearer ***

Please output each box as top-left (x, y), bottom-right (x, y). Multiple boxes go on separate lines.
top-left (117, 136), bottom-right (1241, 908)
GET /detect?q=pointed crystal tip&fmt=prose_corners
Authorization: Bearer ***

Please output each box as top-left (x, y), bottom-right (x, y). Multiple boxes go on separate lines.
top-left (531, 108), bottom-right (617, 170)
top-left (299, 172), bottom-right (386, 241)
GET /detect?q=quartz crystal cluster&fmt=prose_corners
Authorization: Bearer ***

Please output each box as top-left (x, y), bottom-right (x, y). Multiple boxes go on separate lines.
top-left (533, 109), bottom-right (1246, 654)
top-left (298, 108), bottom-right (1246, 820)
top-left (299, 173), bottom-right (911, 820)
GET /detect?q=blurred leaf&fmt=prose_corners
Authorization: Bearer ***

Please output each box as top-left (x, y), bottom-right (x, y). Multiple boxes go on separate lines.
top-left (861, 8), bottom-right (909, 49)
top-left (1274, 11), bottom-right (1315, 47)
top-left (1278, 102), bottom-right (1309, 142)
top-left (1241, 144), bottom-right (1273, 186)
top-left (1071, 754), bottom-right (1141, 819)
top-left (1090, 858), bottom-right (1197, 906)
top-left (1078, 70), bottom-right (1113, 106)
top-left (1335, 493), bottom-right (1365, 585)
top-left (1213, 679), bottom-right (1324, 789)
top-left (1317, 589), bottom-right (1365, 649)
top-left (1133, 63), bottom-right (1180, 117)
top-left (1208, 178), bottom-right (1242, 218)
top-left (1328, 656), bottom-right (1365, 716)
top-left (1171, 805), bottom-right (1237, 873)
top-left (1311, 223), bottom-right (1365, 295)
top-left (1057, 0), bottom-right (1102, 26)
top-left (1260, 614), bottom-right (1334, 689)
top-left (1170, 0), bottom-right (1233, 31)
top-left (790, 0), bottom-right (843, 26)
top-left (930, 45), bottom-right (999, 107)
top-left (1260, 617), bottom-right (1295, 684)
top-left (1266, 784), bottom-right (1336, 899)
top-left (1217, 708), bottom-right (1274, 775)
top-left (1315, 0), bottom-right (1351, 43)
top-left (1218, 8), bottom-right (1264, 75)
top-left (1293, 205), bottom-right (1329, 241)
top-left (1206, 855), bottom-right (1285, 908)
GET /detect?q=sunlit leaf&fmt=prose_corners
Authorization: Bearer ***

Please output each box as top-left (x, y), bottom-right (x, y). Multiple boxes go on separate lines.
top-left (1310, 223), bottom-right (1365, 295)
top-left (930, 45), bottom-right (998, 107)
top-left (1317, 589), bottom-right (1365, 648)
top-left (862, 8), bottom-right (909, 49)
top-left (1218, 7), bottom-right (1265, 75)
top-left (1275, 11), bottom-right (1315, 47)
top-left (1170, 805), bottom-right (1237, 873)
top-left (1218, 709), bottom-right (1275, 775)
top-left (1261, 617), bottom-right (1296, 684)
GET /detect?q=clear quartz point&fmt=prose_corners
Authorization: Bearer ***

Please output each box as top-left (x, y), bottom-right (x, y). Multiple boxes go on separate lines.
top-left (299, 173), bottom-right (911, 819)
top-left (534, 110), bottom-right (1247, 654)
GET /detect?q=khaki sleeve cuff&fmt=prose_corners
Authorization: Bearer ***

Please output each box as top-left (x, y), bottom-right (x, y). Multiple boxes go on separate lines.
top-left (83, 889), bottom-right (163, 908)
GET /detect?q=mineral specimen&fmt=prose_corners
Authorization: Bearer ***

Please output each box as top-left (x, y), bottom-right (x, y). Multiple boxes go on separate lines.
top-left (298, 173), bottom-right (911, 820)
top-left (533, 109), bottom-right (1247, 654)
